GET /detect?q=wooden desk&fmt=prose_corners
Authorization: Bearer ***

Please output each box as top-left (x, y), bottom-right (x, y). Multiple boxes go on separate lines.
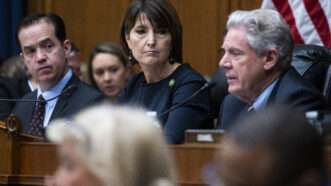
top-left (0, 141), bottom-right (57, 185)
top-left (169, 144), bottom-right (218, 186)
top-left (0, 134), bottom-right (330, 186)
top-left (0, 122), bottom-right (57, 186)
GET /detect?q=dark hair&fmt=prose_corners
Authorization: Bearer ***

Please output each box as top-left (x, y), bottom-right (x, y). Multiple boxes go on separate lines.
top-left (69, 41), bottom-right (80, 54)
top-left (87, 42), bottom-right (128, 88)
top-left (120, 0), bottom-right (182, 64)
top-left (17, 13), bottom-right (66, 47)
top-left (227, 106), bottom-right (326, 186)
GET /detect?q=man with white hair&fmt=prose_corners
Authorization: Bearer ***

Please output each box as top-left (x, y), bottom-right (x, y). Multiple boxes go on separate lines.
top-left (218, 9), bottom-right (326, 129)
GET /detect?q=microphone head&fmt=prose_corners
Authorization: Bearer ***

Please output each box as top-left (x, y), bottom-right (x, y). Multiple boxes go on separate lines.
top-left (207, 81), bottom-right (216, 89)
top-left (63, 84), bottom-right (77, 96)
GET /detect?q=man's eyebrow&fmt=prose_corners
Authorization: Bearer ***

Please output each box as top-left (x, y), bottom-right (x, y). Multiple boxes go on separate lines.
top-left (39, 38), bottom-right (53, 44)
top-left (23, 38), bottom-right (53, 49)
top-left (228, 47), bottom-right (244, 53)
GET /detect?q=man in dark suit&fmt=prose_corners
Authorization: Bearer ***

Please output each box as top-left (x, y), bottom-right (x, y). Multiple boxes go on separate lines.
top-left (13, 13), bottom-right (103, 136)
top-left (217, 9), bottom-right (325, 129)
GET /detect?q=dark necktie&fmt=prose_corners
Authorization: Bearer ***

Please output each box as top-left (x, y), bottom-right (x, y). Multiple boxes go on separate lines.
top-left (29, 95), bottom-right (46, 136)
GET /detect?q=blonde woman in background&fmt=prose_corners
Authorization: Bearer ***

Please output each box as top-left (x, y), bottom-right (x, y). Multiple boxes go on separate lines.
top-left (45, 104), bottom-right (177, 186)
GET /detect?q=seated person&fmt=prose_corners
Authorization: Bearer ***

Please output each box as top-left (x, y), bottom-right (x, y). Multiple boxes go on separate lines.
top-left (0, 56), bottom-right (32, 119)
top-left (0, 55), bottom-right (38, 96)
top-left (12, 13), bottom-right (103, 137)
top-left (218, 9), bottom-right (326, 129)
top-left (67, 41), bottom-right (83, 79)
top-left (117, 0), bottom-right (212, 144)
top-left (45, 104), bottom-right (177, 186)
top-left (0, 76), bottom-right (20, 120)
top-left (87, 42), bottom-right (129, 100)
top-left (207, 106), bottom-right (326, 186)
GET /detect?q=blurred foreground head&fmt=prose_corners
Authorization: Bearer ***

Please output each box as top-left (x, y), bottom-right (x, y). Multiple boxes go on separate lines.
top-left (213, 106), bottom-right (325, 186)
top-left (47, 104), bottom-right (177, 186)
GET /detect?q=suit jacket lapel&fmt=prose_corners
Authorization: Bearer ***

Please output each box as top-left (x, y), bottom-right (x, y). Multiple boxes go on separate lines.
top-left (50, 75), bottom-right (78, 121)
top-left (19, 91), bottom-right (37, 132)
top-left (28, 91), bottom-right (37, 122)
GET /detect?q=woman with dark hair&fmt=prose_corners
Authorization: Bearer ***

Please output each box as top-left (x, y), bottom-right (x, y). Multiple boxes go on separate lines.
top-left (118, 0), bottom-right (212, 144)
top-left (87, 42), bottom-right (129, 100)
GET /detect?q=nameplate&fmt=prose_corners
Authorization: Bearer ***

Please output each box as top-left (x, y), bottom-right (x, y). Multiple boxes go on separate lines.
top-left (185, 129), bottom-right (224, 144)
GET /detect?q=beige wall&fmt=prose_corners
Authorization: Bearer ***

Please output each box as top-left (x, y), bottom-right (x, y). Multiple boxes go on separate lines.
top-left (27, 0), bottom-right (261, 75)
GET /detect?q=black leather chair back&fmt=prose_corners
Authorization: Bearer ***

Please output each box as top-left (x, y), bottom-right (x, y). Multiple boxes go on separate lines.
top-left (292, 44), bottom-right (331, 106)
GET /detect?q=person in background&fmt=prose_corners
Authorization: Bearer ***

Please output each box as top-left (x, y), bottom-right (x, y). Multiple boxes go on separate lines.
top-left (87, 42), bottom-right (129, 100)
top-left (45, 104), bottom-right (177, 186)
top-left (0, 77), bottom-right (19, 120)
top-left (218, 9), bottom-right (325, 129)
top-left (0, 55), bottom-right (39, 120)
top-left (0, 55), bottom-right (38, 95)
top-left (0, 71), bottom-right (20, 119)
top-left (118, 0), bottom-right (212, 144)
top-left (13, 13), bottom-right (103, 137)
top-left (206, 106), bottom-right (326, 186)
top-left (67, 41), bottom-right (82, 79)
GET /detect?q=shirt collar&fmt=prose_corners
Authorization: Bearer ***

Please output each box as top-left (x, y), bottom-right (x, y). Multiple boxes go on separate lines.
top-left (252, 79), bottom-right (279, 110)
top-left (37, 69), bottom-right (73, 100)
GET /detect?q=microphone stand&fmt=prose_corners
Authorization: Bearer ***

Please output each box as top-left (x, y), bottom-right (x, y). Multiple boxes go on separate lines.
top-left (158, 82), bottom-right (215, 118)
top-left (0, 85), bottom-right (77, 103)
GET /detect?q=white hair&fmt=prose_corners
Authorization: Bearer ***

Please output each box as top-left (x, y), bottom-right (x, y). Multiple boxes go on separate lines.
top-left (226, 9), bottom-right (294, 69)
top-left (47, 104), bottom-right (177, 186)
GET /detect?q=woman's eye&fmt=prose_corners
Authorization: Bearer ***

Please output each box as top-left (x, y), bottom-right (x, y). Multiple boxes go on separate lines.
top-left (110, 67), bottom-right (119, 73)
top-left (157, 29), bottom-right (168, 35)
top-left (135, 29), bottom-right (146, 34)
top-left (94, 69), bottom-right (104, 76)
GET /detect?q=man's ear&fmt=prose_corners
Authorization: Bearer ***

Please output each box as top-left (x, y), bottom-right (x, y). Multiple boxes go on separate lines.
top-left (63, 39), bottom-right (72, 57)
top-left (263, 49), bottom-right (278, 71)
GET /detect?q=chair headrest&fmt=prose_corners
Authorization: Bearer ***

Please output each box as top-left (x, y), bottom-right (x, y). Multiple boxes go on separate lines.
top-left (293, 44), bottom-right (331, 64)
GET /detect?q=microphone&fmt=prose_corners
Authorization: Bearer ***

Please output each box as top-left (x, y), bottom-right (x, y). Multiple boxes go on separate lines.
top-left (43, 85), bottom-right (77, 102)
top-left (158, 82), bottom-right (216, 118)
top-left (0, 85), bottom-right (77, 103)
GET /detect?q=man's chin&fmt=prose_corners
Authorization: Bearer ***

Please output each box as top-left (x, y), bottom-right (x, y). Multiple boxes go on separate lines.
top-left (229, 88), bottom-right (247, 101)
top-left (38, 77), bottom-right (54, 83)
top-left (38, 76), bottom-right (57, 88)
top-left (228, 86), bottom-right (240, 96)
